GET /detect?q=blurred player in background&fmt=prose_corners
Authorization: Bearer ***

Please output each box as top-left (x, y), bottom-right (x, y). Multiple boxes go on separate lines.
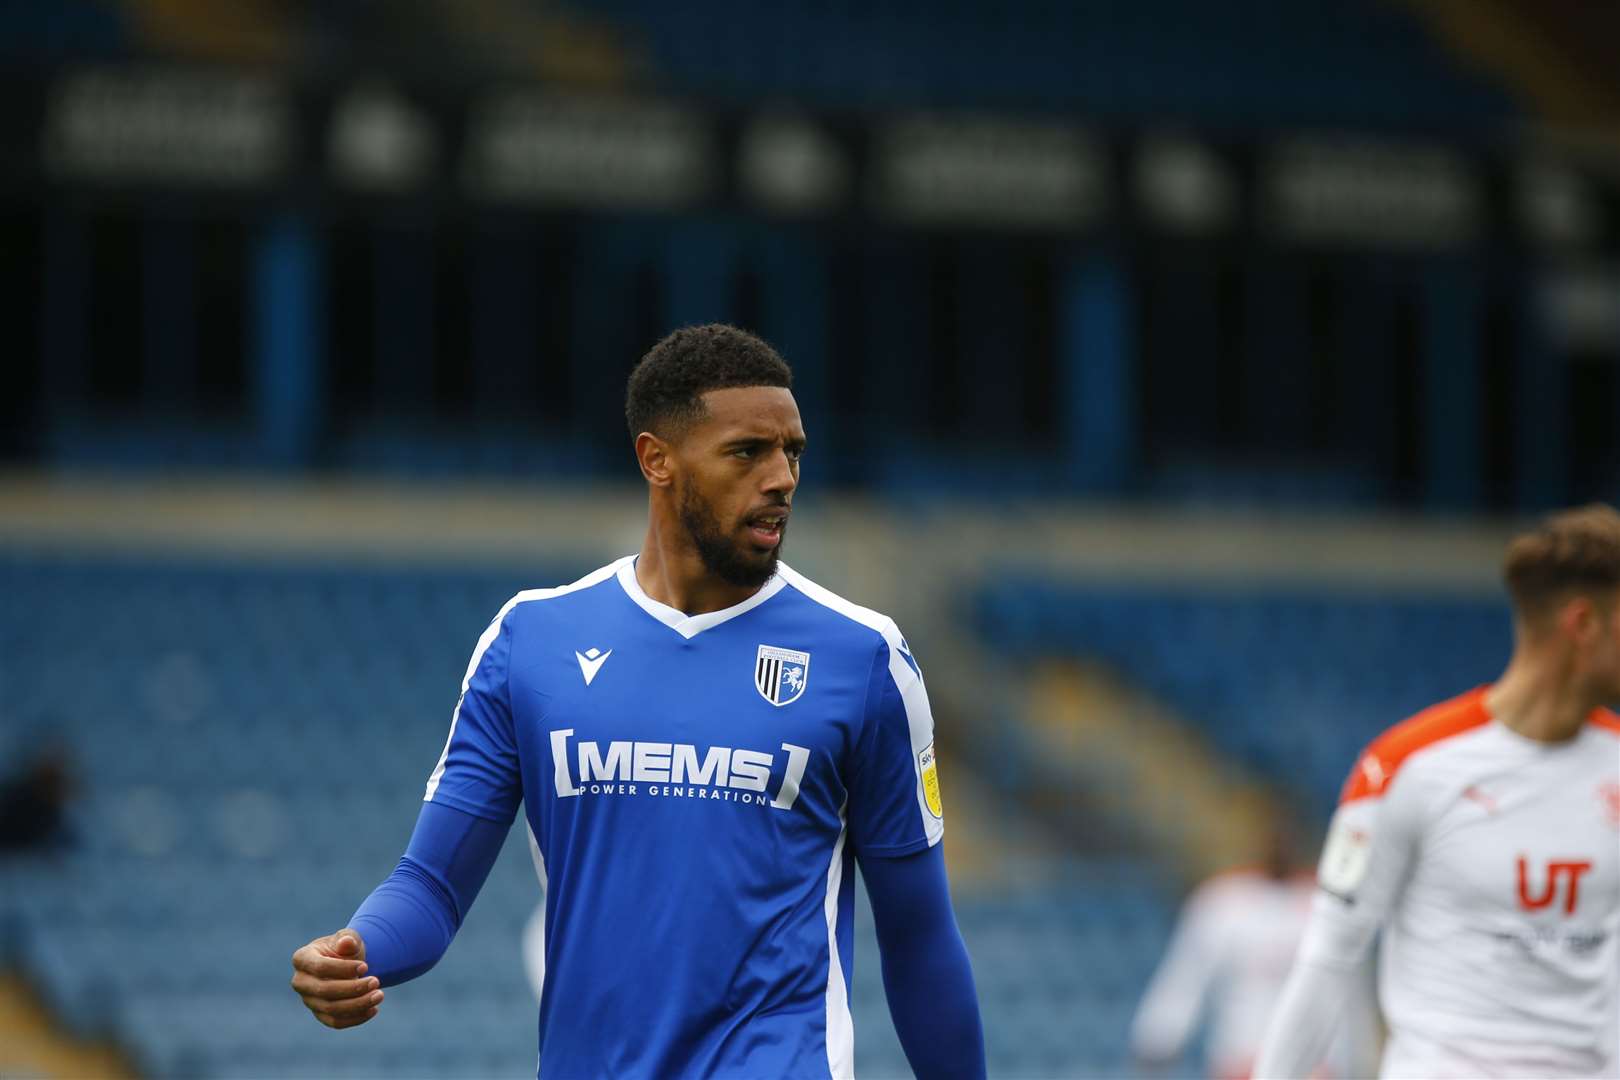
top-left (1131, 817), bottom-right (1377, 1079)
top-left (288, 325), bottom-right (986, 1078)
top-left (1256, 505), bottom-right (1620, 1079)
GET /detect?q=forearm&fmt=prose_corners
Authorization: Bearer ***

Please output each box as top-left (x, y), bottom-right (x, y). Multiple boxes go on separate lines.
top-left (1252, 953), bottom-right (1360, 1080)
top-left (863, 845), bottom-right (986, 1080)
top-left (350, 856), bottom-right (460, 986)
top-left (879, 919), bottom-right (984, 1078)
top-left (1255, 762), bottom-right (1419, 1077)
top-left (348, 800), bottom-right (508, 987)
top-left (1128, 907), bottom-right (1215, 1065)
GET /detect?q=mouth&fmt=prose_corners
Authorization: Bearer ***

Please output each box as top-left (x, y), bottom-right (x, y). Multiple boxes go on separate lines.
top-left (744, 509), bottom-right (789, 549)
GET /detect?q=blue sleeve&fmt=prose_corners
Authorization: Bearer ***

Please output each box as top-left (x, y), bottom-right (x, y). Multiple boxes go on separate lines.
top-left (861, 843), bottom-right (986, 1080)
top-left (423, 604), bottom-right (522, 825)
top-left (349, 800), bottom-right (509, 986)
top-left (846, 630), bottom-right (945, 857)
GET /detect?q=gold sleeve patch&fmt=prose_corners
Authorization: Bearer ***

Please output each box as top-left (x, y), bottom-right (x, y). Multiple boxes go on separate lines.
top-left (919, 742), bottom-right (943, 819)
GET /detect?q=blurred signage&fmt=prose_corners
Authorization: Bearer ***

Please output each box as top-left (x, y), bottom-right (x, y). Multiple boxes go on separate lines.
top-left (1264, 138), bottom-right (1480, 248)
top-left (870, 116), bottom-right (1106, 228)
top-left (739, 114), bottom-right (851, 214)
top-left (1134, 134), bottom-right (1236, 233)
top-left (463, 92), bottom-right (715, 208)
top-left (328, 81), bottom-right (438, 193)
top-left (43, 68), bottom-right (288, 186)
top-left (21, 68), bottom-right (1620, 259)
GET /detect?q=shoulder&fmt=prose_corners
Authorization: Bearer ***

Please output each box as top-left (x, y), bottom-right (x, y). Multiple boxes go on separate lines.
top-left (1588, 708), bottom-right (1620, 737)
top-left (1340, 686), bottom-right (1493, 803)
top-left (774, 564), bottom-right (925, 687)
top-left (491, 556), bottom-right (633, 632)
top-left (774, 563), bottom-right (904, 650)
top-left (1188, 867), bottom-right (1262, 909)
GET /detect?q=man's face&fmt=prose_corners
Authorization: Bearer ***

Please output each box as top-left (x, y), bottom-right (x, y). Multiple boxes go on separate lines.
top-left (670, 386), bottom-right (805, 589)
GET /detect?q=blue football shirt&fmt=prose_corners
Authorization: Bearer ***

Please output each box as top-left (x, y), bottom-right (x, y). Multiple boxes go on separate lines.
top-left (422, 556), bottom-right (945, 1078)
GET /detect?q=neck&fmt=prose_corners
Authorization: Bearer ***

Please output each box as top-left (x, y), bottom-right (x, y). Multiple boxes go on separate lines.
top-left (635, 502), bottom-right (764, 616)
top-left (1485, 647), bottom-right (1594, 744)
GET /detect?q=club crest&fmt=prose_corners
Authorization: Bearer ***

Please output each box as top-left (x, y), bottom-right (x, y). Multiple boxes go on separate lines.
top-left (755, 645), bottom-right (810, 706)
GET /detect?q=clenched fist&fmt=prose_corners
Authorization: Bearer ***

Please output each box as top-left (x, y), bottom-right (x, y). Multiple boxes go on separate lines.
top-left (290, 929), bottom-right (384, 1029)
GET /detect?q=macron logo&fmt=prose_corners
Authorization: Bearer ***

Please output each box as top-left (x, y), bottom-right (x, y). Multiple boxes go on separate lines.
top-left (576, 647), bottom-right (612, 686)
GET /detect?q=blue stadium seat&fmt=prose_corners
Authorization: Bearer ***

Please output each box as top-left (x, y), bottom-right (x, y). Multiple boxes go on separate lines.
top-left (974, 573), bottom-right (1509, 818)
top-left (556, 0), bottom-right (1517, 129)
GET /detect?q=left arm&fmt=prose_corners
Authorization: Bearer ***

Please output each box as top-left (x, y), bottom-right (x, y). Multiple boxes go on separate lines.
top-left (847, 625), bottom-right (985, 1079)
top-left (861, 844), bottom-right (986, 1080)
top-left (1129, 882), bottom-right (1221, 1070)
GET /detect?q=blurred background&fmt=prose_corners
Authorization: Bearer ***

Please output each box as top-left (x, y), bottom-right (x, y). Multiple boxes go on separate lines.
top-left (2, 1), bottom-right (1619, 1077)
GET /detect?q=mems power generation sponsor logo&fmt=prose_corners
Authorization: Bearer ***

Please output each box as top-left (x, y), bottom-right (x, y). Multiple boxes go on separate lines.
top-left (550, 730), bottom-right (810, 810)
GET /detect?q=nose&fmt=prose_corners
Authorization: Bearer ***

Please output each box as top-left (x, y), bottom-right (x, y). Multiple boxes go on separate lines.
top-left (761, 448), bottom-right (797, 497)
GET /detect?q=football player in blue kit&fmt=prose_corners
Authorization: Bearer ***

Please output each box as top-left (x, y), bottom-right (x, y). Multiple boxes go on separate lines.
top-left (289, 325), bottom-right (987, 1078)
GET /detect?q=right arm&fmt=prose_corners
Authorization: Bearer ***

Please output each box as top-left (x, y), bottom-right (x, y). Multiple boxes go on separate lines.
top-left (347, 800), bottom-right (510, 985)
top-left (1253, 752), bottom-right (1422, 1078)
top-left (288, 802), bottom-right (509, 1027)
top-left (290, 601), bottom-right (525, 1026)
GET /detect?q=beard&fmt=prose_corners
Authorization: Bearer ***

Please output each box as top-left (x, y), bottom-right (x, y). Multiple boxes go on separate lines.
top-left (678, 479), bottom-right (785, 590)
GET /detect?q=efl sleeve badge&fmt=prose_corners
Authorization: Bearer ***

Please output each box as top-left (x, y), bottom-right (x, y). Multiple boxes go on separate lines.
top-left (919, 741), bottom-right (943, 819)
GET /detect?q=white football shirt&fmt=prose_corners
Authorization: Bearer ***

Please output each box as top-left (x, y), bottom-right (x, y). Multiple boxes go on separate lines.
top-left (1257, 686), bottom-right (1620, 1079)
top-left (1132, 869), bottom-right (1329, 1078)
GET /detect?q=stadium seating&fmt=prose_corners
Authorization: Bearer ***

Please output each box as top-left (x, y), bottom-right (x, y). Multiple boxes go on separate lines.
top-left (975, 574), bottom-right (1511, 819)
top-left (0, 0), bottom-right (1514, 129)
top-left (0, 551), bottom-right (1171, 1078)
top-left (569, 0), bottom-right (1515, 128)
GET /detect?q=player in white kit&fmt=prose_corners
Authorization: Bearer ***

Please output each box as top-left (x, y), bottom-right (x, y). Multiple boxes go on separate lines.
top-left (1133, 822), bottom-right (1377, 1079)
top-left (1256, 505), bottom-right (1620, 1079)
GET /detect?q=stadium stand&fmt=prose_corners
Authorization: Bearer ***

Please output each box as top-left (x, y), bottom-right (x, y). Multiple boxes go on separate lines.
top-left (976, 576), bottom-right (1513, 820)
top-left (0, 971), bottom-right (134, 1078)
top-left (565, 0), bottom-right (1515, 128)
top-left (0, 0), bottom-right (1516, 131)
top-left (5, 0), bottom-right (1611, 1073)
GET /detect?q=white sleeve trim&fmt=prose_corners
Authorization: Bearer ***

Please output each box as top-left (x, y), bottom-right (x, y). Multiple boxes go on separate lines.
top-left (423, 557), bottom-right (632, 802)
top-left (775, 564), bottom-right (944, 847)
top-left (823, 807), bottom-right (855, 1079)
top-left (523, 821), bottom-right (547, 1006)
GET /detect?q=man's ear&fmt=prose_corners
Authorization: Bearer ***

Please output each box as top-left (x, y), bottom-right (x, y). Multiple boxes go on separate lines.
top-left (636, 431), bottom-right (676, 488)
top-left (1559, 595), bottom-right (1599, 645)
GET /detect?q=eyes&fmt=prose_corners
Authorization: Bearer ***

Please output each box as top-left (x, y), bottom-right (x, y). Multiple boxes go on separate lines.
top-left (731, 444), bottom-right (804, 463)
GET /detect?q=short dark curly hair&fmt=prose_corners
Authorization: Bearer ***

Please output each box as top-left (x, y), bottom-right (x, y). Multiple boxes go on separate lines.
top-left (625, 324), bottom-right (793, 440)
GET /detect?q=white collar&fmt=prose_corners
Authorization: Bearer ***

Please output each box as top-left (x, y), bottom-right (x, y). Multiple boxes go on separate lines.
top-left (615, 557), bottom-right (787, 640)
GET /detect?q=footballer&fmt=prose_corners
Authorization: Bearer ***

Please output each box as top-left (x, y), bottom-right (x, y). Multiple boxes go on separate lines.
top-left (289, 325), bottom-right (987, 1079)
top-left (1257, 506), bottom-right (1620, 1078)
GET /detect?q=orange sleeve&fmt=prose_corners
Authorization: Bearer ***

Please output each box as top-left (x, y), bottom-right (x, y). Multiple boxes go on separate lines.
top-left (1339, 687), bottom-right (1491, 804)
top-left (1590, 709), bottom-right (1620, 734)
